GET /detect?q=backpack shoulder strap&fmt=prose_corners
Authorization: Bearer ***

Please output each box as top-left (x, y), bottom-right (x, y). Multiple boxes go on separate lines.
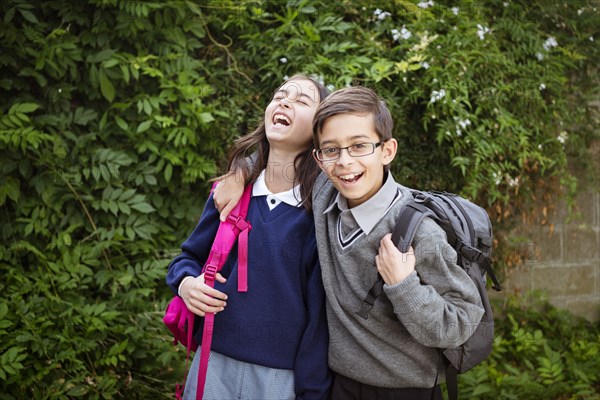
top-left (391, 199), bottom-right (436, 252)
top-left (355, 197), bottom-right (434, 320)
top-left (197, 183), bottom-right (253, 400)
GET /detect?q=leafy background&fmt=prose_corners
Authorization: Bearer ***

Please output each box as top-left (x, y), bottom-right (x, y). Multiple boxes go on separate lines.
top-left (0, 0), bottom-right (598, 398)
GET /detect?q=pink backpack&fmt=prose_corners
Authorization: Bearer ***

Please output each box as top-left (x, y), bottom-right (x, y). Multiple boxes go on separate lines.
top-left (163, 184), bottom-right (253, 400)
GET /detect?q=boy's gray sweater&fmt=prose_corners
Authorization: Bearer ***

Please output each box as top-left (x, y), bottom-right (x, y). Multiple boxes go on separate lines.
top-left (312, 173), bottom-right (484, 388)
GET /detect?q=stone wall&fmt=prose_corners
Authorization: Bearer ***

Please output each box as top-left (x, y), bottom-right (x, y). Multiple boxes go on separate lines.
top-left (500, 174), bottom-right (600, 322)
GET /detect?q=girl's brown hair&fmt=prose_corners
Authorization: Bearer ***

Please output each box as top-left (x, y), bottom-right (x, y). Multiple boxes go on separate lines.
top-left (225, 74), bottom-right (330, 212)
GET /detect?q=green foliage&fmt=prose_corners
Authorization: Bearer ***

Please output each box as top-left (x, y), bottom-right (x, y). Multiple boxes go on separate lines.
top-left (0, 0), bottom-right (597, 398)
top-left (459, 294), bottom-right (600, 399)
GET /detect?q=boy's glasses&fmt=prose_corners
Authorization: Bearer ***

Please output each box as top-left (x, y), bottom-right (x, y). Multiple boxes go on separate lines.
top-left (314, 141), bottom-right (385, 161)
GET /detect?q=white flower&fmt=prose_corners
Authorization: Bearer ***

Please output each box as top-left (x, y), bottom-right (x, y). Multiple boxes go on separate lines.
top-left (538, 144), bottom-right (543, 150)
top-left (557, 131), bottom-right (568, 144)
top-left (492, 172), bottom-right (501, 185)
top-left (590, 36), bottom-right (594, 42)
top-left (477, 24), bottom-right (490, 40)
top-left (458, 119), bottom-right (471, 129)
top-left (543, 36), bottom-right (558, 51)
top-left (422, 61), bottom-right (430, 69)
top-left (417, 1), bottom-right (435, 9)
top-left (279, 57), bottom-right (288, 64)
top-left (374, 9), bottom-right (392, 20)
top-left (536, 52), bottom-right (544, 61)
top-left (456, 129), bottom-right (462, 137)
top-left (539, 83), bottom-right (546, 90)
top-left (577, 8), bottom-right (584, 15)
top-left (451, 7), bottom-right (459, 15)
top-left (391, 26), bottom-right (411, 41)
top-left (283, 75), bottom-right (289, 81)
top-left (503, 2), bottom-right (509, 7)
top-left (430, 89), bottom-right (446, 103)
top-left (508, 176), bottom-right (519, 187)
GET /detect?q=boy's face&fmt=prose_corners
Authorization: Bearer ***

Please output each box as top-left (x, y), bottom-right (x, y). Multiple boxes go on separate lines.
top-left (315, 113), bottom-right (397, 208)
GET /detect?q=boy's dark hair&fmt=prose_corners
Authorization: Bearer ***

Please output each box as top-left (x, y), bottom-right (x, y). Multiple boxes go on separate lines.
top-left (312, 86), bottom-right (394, 146)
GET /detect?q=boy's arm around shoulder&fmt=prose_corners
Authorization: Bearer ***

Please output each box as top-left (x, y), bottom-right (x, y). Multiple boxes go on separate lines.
top-left (311, 170), bottom-right (332, 215)
top-left (383, 218), bottom-right (484, 348)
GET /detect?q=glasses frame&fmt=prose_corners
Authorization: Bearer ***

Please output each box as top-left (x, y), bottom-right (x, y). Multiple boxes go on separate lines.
top-left (314, 141), bottom-right (386, 161)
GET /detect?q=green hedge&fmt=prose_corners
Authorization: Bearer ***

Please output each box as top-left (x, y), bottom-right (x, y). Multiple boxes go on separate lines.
top-left (0, 0), bottom-right (597, 398)
top-left (461, 294), bottom-right (600, 399)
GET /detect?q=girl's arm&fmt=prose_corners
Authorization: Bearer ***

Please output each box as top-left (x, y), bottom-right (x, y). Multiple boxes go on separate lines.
top-left (166, 192), bottom-right (228, 316)
top-left (293, 239), bottom-right (333, 399)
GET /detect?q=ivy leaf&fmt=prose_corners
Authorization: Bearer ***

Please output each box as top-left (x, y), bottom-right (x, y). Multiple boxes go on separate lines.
top-left (136, 120), bottom-right (153, 133)
top-left (130, 202), bottom-right (155, 213)
top-left (18, 9), bottom-right (38, 23)
top-left (99, 69), bottom-right (115, 102)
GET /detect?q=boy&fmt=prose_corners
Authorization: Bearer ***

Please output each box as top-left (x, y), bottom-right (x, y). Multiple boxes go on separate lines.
top-left (311, 86), bottom-right (484, 399)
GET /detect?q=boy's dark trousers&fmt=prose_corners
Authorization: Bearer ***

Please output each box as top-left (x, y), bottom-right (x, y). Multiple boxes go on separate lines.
top-left (330, 372), bottom-right (443, 400)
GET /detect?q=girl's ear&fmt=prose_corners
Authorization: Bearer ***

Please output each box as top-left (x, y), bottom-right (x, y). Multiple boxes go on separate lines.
top-left (382, 138), bottom-right (398, 167)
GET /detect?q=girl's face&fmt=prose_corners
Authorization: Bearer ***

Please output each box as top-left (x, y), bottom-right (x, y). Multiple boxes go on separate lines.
top-left (264, 79), bottom-right (320, 153)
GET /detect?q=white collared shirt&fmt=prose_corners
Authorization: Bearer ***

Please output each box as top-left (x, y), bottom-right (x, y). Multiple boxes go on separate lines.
top-left (253, 170), bottom-right (302, 210)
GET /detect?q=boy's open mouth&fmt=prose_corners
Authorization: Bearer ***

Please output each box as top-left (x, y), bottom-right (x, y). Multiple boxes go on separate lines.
top-left (338, 173), bottom-right (363, 183)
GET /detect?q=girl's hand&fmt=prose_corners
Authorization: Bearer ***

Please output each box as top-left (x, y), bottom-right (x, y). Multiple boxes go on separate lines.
top-left (213, 171), bottom-right (245, 222)
top-left (375, 234), bottom-right (415, 286)
top-left (179, 273), bottom-right (228, 316)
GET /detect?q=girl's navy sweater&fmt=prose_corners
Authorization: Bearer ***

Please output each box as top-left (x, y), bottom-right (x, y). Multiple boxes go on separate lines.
top-left (166, 193), bottom-right (331, 399)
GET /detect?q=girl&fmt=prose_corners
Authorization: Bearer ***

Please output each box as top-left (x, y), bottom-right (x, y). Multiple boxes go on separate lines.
top-left (166, 75), bottom-right (331, 400)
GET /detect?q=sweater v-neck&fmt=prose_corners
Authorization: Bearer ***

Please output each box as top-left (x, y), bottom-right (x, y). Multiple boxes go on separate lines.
top-left (255, 196), bottom-right (298, 222)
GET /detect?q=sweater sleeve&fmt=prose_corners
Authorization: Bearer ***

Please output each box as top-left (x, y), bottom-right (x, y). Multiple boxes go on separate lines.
top-left (312, 171), bottom-right (329, 210)
top-left (293, 236), bottom-right (332, 400)
top-left (165, 193), bottom-right (221, 295)
top-left (383, 218), bottom-right (484, 348)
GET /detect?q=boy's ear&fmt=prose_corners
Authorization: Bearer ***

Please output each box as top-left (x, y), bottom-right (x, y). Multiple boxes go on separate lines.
top-left (312, 149), bottom-right (326, 171)
top-left (382, 138), bottom-right (398, 167)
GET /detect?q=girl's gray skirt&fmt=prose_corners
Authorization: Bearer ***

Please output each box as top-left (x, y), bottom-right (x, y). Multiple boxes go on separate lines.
top-left (183, 346), bottom-right (295, 400)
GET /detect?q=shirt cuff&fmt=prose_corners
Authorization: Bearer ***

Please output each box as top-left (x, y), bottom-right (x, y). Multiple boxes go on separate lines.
top-left (178, 276), bottom-right (195, 297)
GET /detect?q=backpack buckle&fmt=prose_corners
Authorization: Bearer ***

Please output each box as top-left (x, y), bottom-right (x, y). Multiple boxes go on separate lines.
top-left (355, 301), bottom-right (373, 320)
top-left (204, 264), bottom-right (218, 281)
top-left (226, 214), bottom-right (251, 232)
top-left (457, 241), bottom-right (485, 263)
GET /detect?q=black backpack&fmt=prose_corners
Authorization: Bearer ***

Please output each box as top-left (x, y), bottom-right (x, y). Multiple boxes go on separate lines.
top-left (356, 190), bottom-right (502, 400)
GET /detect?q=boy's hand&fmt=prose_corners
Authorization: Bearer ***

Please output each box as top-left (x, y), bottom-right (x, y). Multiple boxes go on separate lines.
top-left (179, 273), bottom-right (228, 316)
top-left (376, 234), bottom-right (415, 286)
top-left (213, 171), bottom-right (245, 222)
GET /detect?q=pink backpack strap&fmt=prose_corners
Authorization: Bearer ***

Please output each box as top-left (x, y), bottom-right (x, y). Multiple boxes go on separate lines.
top-left (175, 309), bottom-right (196, 400)
top-left (196, 184), bottom-right (252, 400)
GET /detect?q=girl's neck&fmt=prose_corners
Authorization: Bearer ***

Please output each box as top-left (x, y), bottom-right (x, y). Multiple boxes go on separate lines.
top-left (265, 148), bottom-right (299, 193)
